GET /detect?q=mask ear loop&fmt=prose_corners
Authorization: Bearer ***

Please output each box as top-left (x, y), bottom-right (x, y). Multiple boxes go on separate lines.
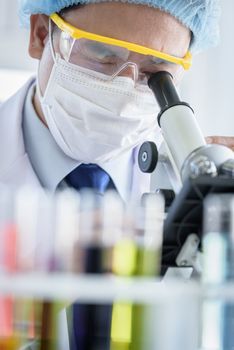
top-left (49, 18), bottom-right (57, 63)
top-left (36, 19), bottom-right (57, 100)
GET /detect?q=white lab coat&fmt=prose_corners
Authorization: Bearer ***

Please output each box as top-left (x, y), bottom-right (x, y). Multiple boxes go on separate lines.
top-left (0, 78), bottom-right (152, 201)
top-left (0, 78), bottom-right (157, 350)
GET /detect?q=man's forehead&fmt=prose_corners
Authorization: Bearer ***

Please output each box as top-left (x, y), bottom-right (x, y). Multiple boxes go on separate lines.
top-left (61, 4), bottom-right (186, 39)
top-left (62, 2), bottom-right (172, 24)
top-left (60, 3), bottom-right (190, 56)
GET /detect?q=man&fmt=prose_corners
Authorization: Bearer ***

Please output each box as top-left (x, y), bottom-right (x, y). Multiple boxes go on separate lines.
top-left (0, 0), bottom-right (230, 203)
top-left (1, 1), bottom-right (230, 349)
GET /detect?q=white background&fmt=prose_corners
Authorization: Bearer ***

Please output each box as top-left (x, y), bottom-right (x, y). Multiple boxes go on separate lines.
top-left (181, 1), bottom-right (234, 137)
top-left (0, 0), bottom-right (233, 136)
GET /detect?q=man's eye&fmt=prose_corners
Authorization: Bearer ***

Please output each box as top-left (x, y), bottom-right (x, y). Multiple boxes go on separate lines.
top-left (150, 57), bottom-right (177, 67)
top-left (83, 50), bottom-right (120, 65)
top-left (90, 48), bottom-right (116, 60)
top-left (93, 54), bottom-right (119, 64)
top-left (80, 42), bottom-right (118, 62)
top-left (150, 57), bottom-right (168, 65)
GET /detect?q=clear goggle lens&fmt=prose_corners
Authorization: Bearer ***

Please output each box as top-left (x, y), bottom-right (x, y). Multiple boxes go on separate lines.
top-left (52, 26), bottom-right (180, 84)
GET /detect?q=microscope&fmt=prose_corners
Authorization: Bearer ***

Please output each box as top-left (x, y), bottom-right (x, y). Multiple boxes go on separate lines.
top-left (139, 71), bottom-right (234, 276)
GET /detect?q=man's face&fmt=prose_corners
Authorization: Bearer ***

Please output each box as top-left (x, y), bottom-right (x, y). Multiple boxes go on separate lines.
top-left (29, 3), bottom-right (191, 115)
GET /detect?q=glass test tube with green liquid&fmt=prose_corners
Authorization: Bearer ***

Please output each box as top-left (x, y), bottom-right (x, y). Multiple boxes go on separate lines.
top-left (110, 193), bottom-right (165, 350)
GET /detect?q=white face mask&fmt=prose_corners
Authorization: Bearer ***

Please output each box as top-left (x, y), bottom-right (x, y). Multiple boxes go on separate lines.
top-left (38, 54), bottom-right (160, 164)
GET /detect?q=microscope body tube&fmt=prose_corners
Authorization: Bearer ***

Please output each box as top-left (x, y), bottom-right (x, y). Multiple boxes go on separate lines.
top-left (148, 71), bottom-right (206, 176)
top-left (160, 105), bottom-right (206, 173)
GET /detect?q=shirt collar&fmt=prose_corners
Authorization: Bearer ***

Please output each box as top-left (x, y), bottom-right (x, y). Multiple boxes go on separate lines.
top-left (22, 82), bottom-right (134, 201)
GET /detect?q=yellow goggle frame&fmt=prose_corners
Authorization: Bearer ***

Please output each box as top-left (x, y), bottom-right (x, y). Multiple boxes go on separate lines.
top-left (50, 13), bottom-right (192, 70)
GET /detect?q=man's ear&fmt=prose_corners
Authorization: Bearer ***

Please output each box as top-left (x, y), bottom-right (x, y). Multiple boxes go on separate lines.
top-left (29, 14), bottom-right (49, 59)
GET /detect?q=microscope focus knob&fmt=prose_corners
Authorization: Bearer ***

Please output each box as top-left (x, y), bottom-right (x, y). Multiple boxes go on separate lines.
top-left (138, 141), bottom-right (158, 173)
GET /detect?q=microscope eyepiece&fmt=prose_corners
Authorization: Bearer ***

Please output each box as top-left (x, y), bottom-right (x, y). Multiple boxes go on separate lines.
top-left (148, 71), bottom-right (181, 110)
top-left (148, 71), bottom-right (193, 127)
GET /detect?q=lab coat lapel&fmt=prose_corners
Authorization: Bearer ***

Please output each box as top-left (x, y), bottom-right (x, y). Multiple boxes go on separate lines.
top-left (0, 77), bottom-right (41, 188)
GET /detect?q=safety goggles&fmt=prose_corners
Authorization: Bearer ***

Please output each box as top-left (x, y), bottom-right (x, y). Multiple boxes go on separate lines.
top-left (50, 13), bottom-right (192, 81)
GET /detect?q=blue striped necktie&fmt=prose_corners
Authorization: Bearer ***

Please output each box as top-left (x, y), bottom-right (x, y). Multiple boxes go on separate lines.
top-left (65, 164), bottom-right (115, 193)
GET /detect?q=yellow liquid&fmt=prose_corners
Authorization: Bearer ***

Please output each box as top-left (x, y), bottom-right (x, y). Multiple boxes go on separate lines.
top-left (111, 240), bottom-right (160, 350)
top-left (0, 337), bottom-right (21, 350)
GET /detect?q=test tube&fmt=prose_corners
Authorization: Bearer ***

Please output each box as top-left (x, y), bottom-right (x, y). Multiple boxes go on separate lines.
top-left (17, 189), bottom-right (59, 350)
top-left (35, 190), bottom-right (57, 273)
top-left (133, 193), bottom-right (165, 350)
top-left (108, 192), bottom-right (135, 350)
top-left (54, 189), bottom-right (80, 273)
top-left (141, 197), bottom-right (198, 350)
top-left (0, 186), bottom-right (18, 347)
top-left (202, 194), bottom-right (234, 350)
top-left (0, 186), bottom-right (16, 274)
top-left (53, 190), bottom-right (81, 349)
top-left (111, 193), bottom-right (165, 350)
top-left (15, 186), bottom-right (40, 272)
top-left (102, 191), bottom-right (125, 273)
top-left (137, 193), bottom-right (165, 276)
top-left (14, 188), bottom-right (43, 346)
top-left (69, 190), bottom-right (114, 350)
top-left (37, 191), bottom-right (72, 350)
top-left (72, 189), bottom-right (102, 274)
top-left (15, 188), bottom-right (53, 349)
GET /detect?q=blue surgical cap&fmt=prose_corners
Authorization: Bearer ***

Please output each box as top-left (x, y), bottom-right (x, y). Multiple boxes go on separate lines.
top-left (18, 0), bottom-right (221, 53)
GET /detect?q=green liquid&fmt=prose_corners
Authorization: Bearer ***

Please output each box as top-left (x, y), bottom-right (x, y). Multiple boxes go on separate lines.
top-left (111, 241), bottom-right (160, 350)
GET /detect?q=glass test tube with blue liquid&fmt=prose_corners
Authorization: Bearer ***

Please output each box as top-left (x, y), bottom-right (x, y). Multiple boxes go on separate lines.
top-left (202, 194), bottom-right (234, 350)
